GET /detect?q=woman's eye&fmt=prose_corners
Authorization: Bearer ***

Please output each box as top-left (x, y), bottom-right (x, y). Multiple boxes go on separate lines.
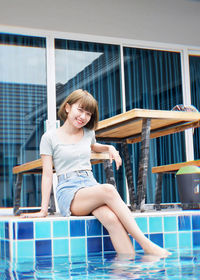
top-left (86, 112), bottom-right (92, 117)
top-left (77, 107), bottom-right (91, 117)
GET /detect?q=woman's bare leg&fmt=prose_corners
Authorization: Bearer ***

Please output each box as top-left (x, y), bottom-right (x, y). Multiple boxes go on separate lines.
top-left (92, 205), bottom-right (135, 256)
top-left (71, 184), bottom-right (170, 257)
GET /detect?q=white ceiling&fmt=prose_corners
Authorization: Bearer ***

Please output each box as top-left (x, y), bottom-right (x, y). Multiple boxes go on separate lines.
top-left (0, 0), bottom-right (200, 47)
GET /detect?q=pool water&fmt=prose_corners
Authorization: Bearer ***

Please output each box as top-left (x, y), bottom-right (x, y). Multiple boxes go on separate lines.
top-left (1, 247), bottom-right (200, 280)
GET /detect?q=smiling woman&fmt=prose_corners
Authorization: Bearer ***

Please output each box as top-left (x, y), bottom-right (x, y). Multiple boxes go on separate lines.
top-left (54, 38), bottom-right (126, 200)
top-left (21, 89), bottom-right (170, 258)
top-left (58, 89), bottom-right (99, 130)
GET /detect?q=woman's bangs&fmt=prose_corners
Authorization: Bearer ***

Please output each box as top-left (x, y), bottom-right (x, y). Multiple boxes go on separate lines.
top-left (79, 95), bottom-right (96, 114)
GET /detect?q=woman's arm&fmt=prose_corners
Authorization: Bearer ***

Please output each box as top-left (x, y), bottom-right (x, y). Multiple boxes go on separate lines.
top-left (21, 155), bottom-right (53, 218)
top-left (40, 155), bottom-right (54, 215)
top-left (91, 143), bottom-right (122, 170)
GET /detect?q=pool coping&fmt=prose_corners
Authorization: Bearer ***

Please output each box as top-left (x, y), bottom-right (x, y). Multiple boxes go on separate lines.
top-left (1, 208), bottom-right (200, 221)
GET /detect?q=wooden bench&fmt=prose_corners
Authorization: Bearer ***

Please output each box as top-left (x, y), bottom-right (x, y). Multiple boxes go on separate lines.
top-left (152, 160), bottom-right (200, 207)
top-left (12, 152), bottom-right (113, 215)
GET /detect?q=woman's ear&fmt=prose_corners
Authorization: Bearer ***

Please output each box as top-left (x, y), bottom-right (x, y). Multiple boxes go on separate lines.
top-left (65, 103), bottom-right (70, 113)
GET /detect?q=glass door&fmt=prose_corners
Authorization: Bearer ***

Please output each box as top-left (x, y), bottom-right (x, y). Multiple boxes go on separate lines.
top-left (0, 33), bottom-right (47, 208)
top-left (189, 54), bottom-right (200, 160)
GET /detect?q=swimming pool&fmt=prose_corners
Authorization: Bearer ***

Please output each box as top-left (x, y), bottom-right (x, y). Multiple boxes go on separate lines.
top-left (1, 247), bottom-right (200, 279)
top-left (1, 210), bottom-right (200, 279)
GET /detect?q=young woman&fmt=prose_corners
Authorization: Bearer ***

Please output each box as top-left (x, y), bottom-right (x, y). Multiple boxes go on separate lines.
top-left (22, 89), bottom-right (170, 258)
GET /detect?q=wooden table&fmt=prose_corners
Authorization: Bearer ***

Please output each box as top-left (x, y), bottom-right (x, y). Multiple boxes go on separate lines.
top-left (95, 108), bottom-right (200, 211)
top-left (12, 152), bottom-right (112, 215)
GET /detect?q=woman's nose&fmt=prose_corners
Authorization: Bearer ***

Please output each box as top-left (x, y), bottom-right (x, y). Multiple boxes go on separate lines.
top-left (80, 111), bottom-right (86, 119)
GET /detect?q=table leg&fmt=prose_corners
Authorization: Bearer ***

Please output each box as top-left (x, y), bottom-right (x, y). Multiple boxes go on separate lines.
top-left (49, 190), bottom-right (56, 214)
top-left (155, 173), bottom-right (163, 209)
top-left (13, 173), bottom-right (23, 215)
top-left (137, 118), bottom-right (151, 211)
top-left (121, 142), bottom-right (137, 210)
top-left (103, 160), bottom-right (116, 187)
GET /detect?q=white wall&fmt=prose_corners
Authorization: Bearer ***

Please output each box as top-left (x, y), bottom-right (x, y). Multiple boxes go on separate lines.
top-left (0, 0), bottom-right (200, 46)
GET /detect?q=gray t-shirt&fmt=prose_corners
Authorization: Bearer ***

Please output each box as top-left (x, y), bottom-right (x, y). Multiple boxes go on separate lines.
top-left (40, 128), bottom-right (96, 175)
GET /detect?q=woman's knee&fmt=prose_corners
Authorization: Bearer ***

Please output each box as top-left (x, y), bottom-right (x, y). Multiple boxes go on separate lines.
top-left (104, 210), bottom-right (119, 227)
top-left (94, 206), bottom-right (120, 230)
top-left (101, 184), bottom-right (118, 199)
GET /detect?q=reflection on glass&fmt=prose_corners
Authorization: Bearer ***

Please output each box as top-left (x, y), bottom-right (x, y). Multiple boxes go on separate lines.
top-left (189, 55), bottom-right (200, 159)
top-left (54, 39), bottom-right (127, 200)
top-left (123, 47), bottom-right (184, 203)
top-left (55, 39), bottom-right (122, 121)
top-left (0, 34), bottom-right (47, 207)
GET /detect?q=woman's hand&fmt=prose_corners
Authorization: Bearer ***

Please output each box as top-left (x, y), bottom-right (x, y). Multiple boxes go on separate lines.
top-left (20, 209), bottom-right (48, 219)
top-left (91, 143), bottom-right (122, 170)
top-left (108, 145), bottom-right (122, 170)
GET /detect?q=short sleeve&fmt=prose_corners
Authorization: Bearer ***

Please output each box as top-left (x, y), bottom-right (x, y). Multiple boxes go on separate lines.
top-left (40, 132), bottom-right (53, 156)
top-left (91, 130), bottom-right (96, 145)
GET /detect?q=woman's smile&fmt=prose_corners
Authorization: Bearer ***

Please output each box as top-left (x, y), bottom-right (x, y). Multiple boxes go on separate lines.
top-left (76, 118), bottom-right (85, 126)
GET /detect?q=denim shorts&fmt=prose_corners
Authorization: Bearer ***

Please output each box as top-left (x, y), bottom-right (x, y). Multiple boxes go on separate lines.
top-left (56, 170), bottom-right (99, 217)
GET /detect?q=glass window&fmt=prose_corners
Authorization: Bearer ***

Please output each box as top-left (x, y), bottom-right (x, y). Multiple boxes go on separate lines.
top-left (123, 47), bottom-right (184, 203)
top-left (0, 34), bottom-right (47, 207)
top-left (189, 55), bottom-right (200, 160)
top-left (55, 39), bottom-right (122, 119)
top-left (55, 39), bottom-right (126, 200)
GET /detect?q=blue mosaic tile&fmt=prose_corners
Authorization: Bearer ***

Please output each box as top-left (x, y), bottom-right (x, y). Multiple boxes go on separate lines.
top-left (35, 221), bottom-right (51, 239)
top-left (2, 212), bottom-right (200, 261)
top-left (178, 232), bottom-right (192, 248)
top-left (0, 240), bottom-right (5, 259)
top-left (17, 222), bottom-right (33, 240)
top-left (70, 220), bottom-right (85, 237)
top-left (0, 222), bottom-right (5, 239)
top-left (193, 231), bottom-right (200, 247)
top-left (178, 216), bottom-right (191, 231)
top-left (164, 233), bottom-right (178, 249)
top-left (36, 240), bottom-right (52, 257)
top-left (13, 223), bottom-right (15, 239)
top-left (164, 216), bottom-right (177, 232)
top-left (135, 217), bottom-right (148, 233)
top-left (87, 237), bottom-right (102, 254)
top-left (86, 219), bottom-right (101, 236)
top-left (149, 233), bottom-right (163, 247)
top-left (12, 241), bottom-right (16, 261)
top-left (15, 260), bottom-right (35, 276)
top-left (5, 240), bottom-right (10, 259)
top-left (103, 226), bottom-right (109, 236)
top-left (53, 220), bottom-right (68, 238)
top-left (36, 256), bottom-right (52, 269)
top-left (192, 215), bottom-right (200, 230)
top-left (70, 238), bottom-right (86, 256)
top-left (53, 239), bottom-right (69, 256)
top-left (149, 217), bottom-right (163, 233)
top-left (17, 241), bottom-right (34, 259)
top-left (5, 222), bottom-right (9, 239)
top-left (134, 240), bottom-right (142, 251)
top-left (103, 236), bottom-right (115, 252)
top-left (53, 256), bottom-right (70, 267)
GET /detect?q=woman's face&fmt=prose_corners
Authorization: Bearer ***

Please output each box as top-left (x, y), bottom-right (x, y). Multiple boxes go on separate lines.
top-left (66, 101), bottom-right (92, 128)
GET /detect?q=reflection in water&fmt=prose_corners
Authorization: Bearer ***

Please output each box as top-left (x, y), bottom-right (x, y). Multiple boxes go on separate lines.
top-left (1, 247), bottom-right (200, 280)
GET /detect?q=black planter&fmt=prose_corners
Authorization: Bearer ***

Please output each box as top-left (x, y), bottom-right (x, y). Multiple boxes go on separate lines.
top-left (176, 173), bottom-right (200, 209)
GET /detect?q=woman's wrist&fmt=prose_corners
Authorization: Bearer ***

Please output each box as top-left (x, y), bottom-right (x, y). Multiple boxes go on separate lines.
top-left (108, 145), bottom-right (116, 152)
top-left (41, 209), bottom-right (48, 216)
top-left (108, 145), bottom-right (113, 150)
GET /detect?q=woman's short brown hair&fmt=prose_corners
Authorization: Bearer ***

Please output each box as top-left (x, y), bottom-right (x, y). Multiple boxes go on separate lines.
top-left (58, 89), bottom-right (99, 130)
